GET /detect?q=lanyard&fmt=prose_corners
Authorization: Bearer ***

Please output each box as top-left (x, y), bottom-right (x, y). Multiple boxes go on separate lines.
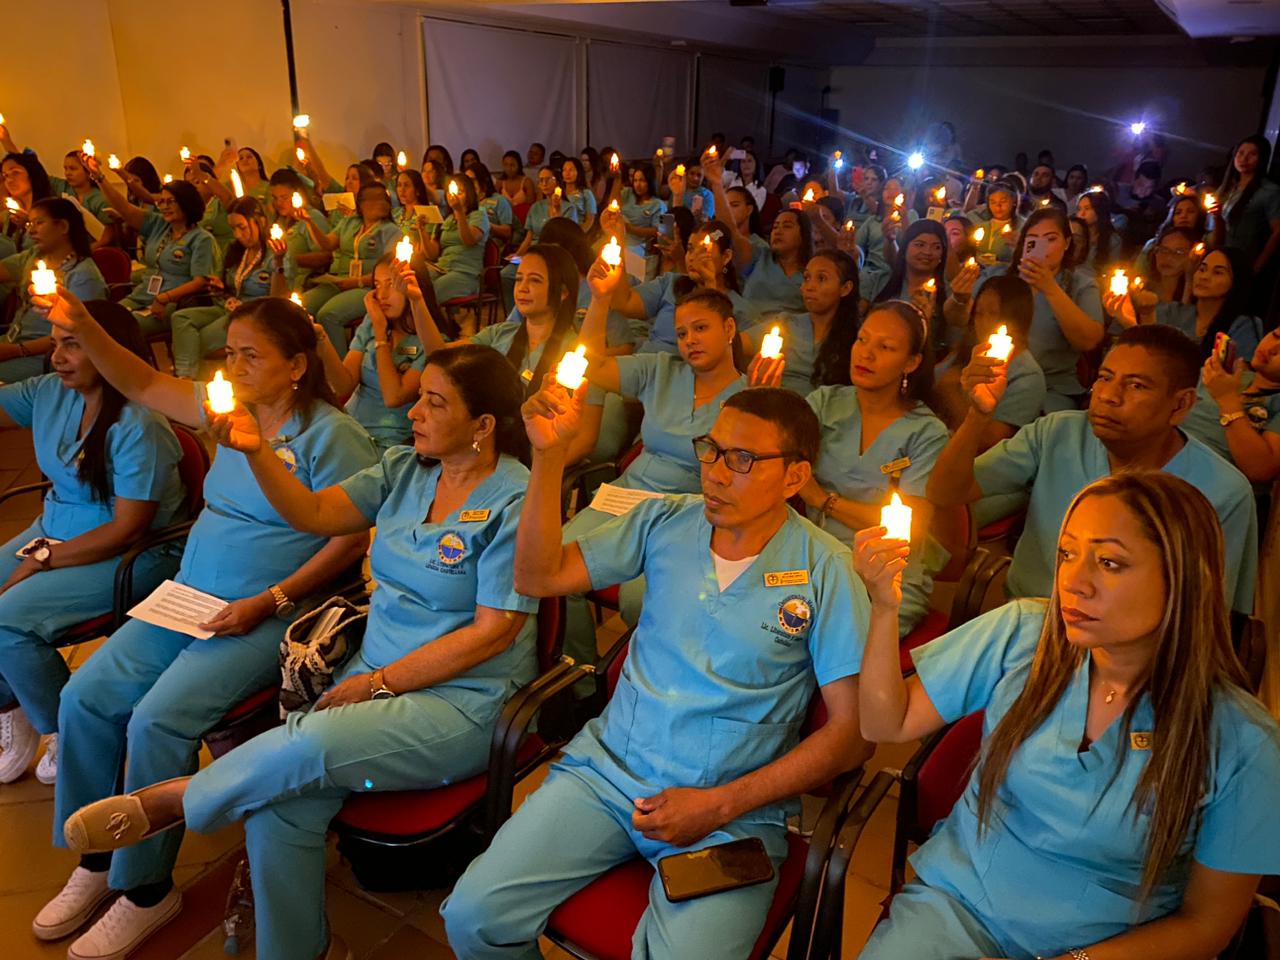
top-left (232, 248), bottom-right (264, 296)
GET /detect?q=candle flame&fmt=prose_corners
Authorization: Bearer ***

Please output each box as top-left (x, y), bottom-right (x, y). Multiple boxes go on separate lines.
top-left (934, 186), bottom-right (946, 202)
top-left (923, 277), bottom-right (937, 293)
top-left (893, 192), bottom-right (905, 208)
top-left (289, 292), bottom-right (303, 307)
top-left (607, 199), bottom-right (619, 212)
top-left (292, 114), bottom-right (310, 129)
top-left (707, 145), bottom-right (717, 157)
top-left (975, 168), bottom-right (985, 179)
top-left (1001, 223), bottom-right (1012, 234)
top-left (5, 197), bottom-right (18, 211)
top-left (291, 191), bottom-right (303, 210)
top-left (108, 154), bottom-right (121, 169)
top-left (1193, 242), bottom-right (1206, 256)
top-left (675, 164), bottom-right (686, 177)
top-left (1203, 192), bottom-right (1217, 211)
top-left (163, 174), bottom-right (173, 184)
top-left (447, 180), bottom-right (459, 197)
top-left (295, 146), bottom-right (306, 162)
top-left (207, 370), bottom-right (236, 415)
top-left (32, 259), bottom-right (57, 296)
top-left (396, 150), bottom-right (407, 167)
top-left (844, 219), bottom-right (855, 232)
top-left (602, 236), bottom-right (622, 267)
top-left (179, 146), bottom-right (190, 162)
top-left (270, 223), bottom-right (284, 241)
top-left (81, 139), bottom-right (95, 157)
top-left (966, 256), bottom-right (977, 267)
top-left (701, 234), bottom-right (714, 249)
top-left (973, 227), bottom-right (985, 243)
top-left (802, 187), bottom-right (815, 202)
top-left (609, 153), bottom-right (620, 170)
top-left (395, 235), bottom-right (414, 262)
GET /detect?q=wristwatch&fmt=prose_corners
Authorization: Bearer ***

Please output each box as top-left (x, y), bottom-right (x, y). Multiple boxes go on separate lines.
top-left (268, 584), bottom-right (296, 617)
top-left (30, 539), bottom-right (53, 570)
top-left (1219, 410), bottom-right (1247, 428)
top-left (369, 668), bottom-right (397, 700)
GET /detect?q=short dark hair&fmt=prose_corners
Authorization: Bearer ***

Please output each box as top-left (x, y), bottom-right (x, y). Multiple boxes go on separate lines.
top-left (723, 388), bottom-right (821, 466)
top-left (428, 344), bottom-right (531, 464)
top-left (3, 152), bottom-right (53, 202)
top-left (161, 179), bottom-right (205, 228)
top-left (32, 197), bottom-right (93, 259)
top-left (1111, 325), bottom-right (1200, 392)
top-left (972, 274), bottom-right (1034, 341)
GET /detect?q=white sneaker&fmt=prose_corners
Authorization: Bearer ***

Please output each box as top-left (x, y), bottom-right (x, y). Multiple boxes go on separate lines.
top-left (67, 888), bottom-right (181, 960)
top-left (36, 732), bottom-right (58, 785)
top-left (0, 708), bottom-right (39, 783)
top-left (32, 867), bottom-right (113, 941)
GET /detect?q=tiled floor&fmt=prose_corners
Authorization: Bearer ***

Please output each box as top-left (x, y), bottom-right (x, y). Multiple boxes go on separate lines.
top-left (0, 425), bottom-right (916, 959)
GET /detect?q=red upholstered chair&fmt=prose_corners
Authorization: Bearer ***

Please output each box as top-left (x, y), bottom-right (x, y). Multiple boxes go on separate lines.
top-left (582, 442), bottom-right (645, 616)
top-left (887, 710), bottom-right (985, 901)
top-left (90, 247), bottom-right (134, 303)
top-left (442, 239), bottom-right (503, 331)
top-left (542, 689), bottom-right (879, 960)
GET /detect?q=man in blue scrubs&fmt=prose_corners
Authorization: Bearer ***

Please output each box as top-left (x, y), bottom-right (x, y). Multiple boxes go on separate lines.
top-left (928, 324), bottom-right (1258, 614)
top-left (443, 387), bottom-right (872, 959)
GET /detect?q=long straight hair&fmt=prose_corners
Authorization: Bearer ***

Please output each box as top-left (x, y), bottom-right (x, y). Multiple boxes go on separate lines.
top-left (875, 219), bottom-right (949, 348)
top-left (224, 196), bottom-right (269, 275)
top-left (508, 245), bottom-right (578, 396)
top-left (975, 473), bottom-right (1251, 901)
top-left (808, 250), bottom-right (861, 388)
top-left (1218, 135), bottom-right (1272, 230)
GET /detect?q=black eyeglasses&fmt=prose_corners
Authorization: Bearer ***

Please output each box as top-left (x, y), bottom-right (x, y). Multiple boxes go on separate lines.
top-left (692, 435), bottom-right (794, 475)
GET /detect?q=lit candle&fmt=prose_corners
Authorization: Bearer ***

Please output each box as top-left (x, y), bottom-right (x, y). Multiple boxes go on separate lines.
top-left (880, 491), bottom-right (913, 542)
top-left (893, 192), bottom-right (905, 208)
top-left (986, 324), bottom-right (1013, 361)
top-left (108, 154), bottom-right (121, 170)
top-left (966, 256), bottom-right (977, 268)
top-left (269, 223), bottom-right (284, 242)
top-left (291, 191), bottom-right (303, 210)
top-left (972, 227), bottom-right (986, 244)
top-left (81, 139), bottom-right (95, 158)
top-left (675, 164), bottom-right (686, 177)
top-left (1192, 242), bottom-right (1206, 257)
top-left (162, 174), bottom-right (173, 184)
top-left (1131, 276), bottom-right (1144, 291)
top-left (31, 259), bottom-right (57, 296)
top-left (802, 187), bottom-right (816, 202)
top-left (0, 113), bottom-right (5, 126)
top-left (1001, 223), bottom-right (1012, 235)
top-left (601, 236), bottom-right (622, 267)
top-left (609, 153), bottom-right (620, 172)
top-left (974, 168), bottom-right (985, 180)
top-left (1174, 181), bottom-right (1189, 196)
top-left (295, 146), bottom-right (306, 163)
top-left (396, 150), bottom-right (407, 169)
top-left (607, 198), bottom-right (620, 213)
top-left (4, 197), bottom-right (19, 212)
top-left (1202, 193), bottom-right (1218, 212)
top-left (923, 277), bottom-right (937, 294)
top-left (289, 292), bottom-right (304, 308)
top-left (555, 345), bottom-right (589, 391)
top-left (292, 113), bottom-right (310, 130)
top-left (395, 235), bottom-right (413, 262)
top-left (707, 145), bottom-right (717, 158)
top-left (759, 325), bottom-right (784, 360)
top-left (447, 180), bottom-right (459, 197)
top-left (843, 219), bottom-right (855, 233)
top-left (230, 168), bottom-right (244, 198)
top-left (889, 210), bottom-right (902, 223)
top-left (833, 149), bottom-right (843, 169)
top-left (553, 186), bottom-right (562, 199)
top-left (701, 234), bottom-right (714, 250)
top-left (1087, 184), bottom-right (1105, 194)
top-left (1109, 269), bottom-right (1129, 297)
top-left (933, 186), bottom-right (946, 203)
top-left (206, 370), bottom-right (236, 414)
top-left (179, 146), bottom-right (190, 163)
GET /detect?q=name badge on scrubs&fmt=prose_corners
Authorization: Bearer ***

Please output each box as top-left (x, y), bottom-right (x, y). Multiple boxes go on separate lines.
top-left (880, 456), bottom-right (912, 477)
top-left (1130, 732), bottom-right (1153, 750)
top-left (146, 274), bottom-right (163, 296)
top-left (459, 509), bottom-right (490, 522)
top-left (520, 369), bottom-right (534, 385)
top-left (348, 260), bottom-right (362, 279)
top-left (764, 570), bottom-right (809, 587)
top-left (403, 345), bottom-right (419, 356)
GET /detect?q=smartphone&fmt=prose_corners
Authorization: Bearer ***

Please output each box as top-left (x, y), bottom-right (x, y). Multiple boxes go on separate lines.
top-left (727, 148), bottom-right (747, 161)
top-left (657, 213), bottom-right (675, 240)
top-left (1215, 333), bottom-right (1239, 374)
top-left (659, 838), bottom-right (774, 903)
top-left (1024, 237), bottom-right (1044, 262)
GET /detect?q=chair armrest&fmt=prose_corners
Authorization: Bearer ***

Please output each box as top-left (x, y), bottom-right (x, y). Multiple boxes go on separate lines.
top-left (111, 521), bottom-right (195, 626)
top-left (951, 547), bottom-right (1010, 626)
top-left (0, 480), bottom-right (51, 509)
top-left (560, 460), bottom-right (618, 518)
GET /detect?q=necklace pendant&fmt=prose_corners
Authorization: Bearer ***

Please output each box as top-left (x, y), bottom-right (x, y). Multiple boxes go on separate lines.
top-left (1105, 690), bottom-right (1116, 704)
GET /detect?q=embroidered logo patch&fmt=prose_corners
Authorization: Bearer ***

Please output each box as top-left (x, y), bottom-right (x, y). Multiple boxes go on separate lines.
top-left (437, 531), bottom-right (467, 565)
top-left (275, 446), bottom-right (298, 474)
top-left (1130, 731), bottom-right (1153, 750)
top-left (777, 595), bottom-right (812, 635)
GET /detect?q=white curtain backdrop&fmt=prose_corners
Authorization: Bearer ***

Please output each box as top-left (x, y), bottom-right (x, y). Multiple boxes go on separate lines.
top-left (587, 41), bottom-right (694, 158)
top-left (423, 18), bottom-right (579, 170)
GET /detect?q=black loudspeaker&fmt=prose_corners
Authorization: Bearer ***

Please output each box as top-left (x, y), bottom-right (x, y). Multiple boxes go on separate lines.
top-left (768, 65), bottom-right (786, 94)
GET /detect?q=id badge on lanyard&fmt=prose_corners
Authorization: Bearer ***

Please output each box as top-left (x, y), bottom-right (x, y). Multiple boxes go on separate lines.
top-left (350, 225), bottom-right (371, 279)
top-left (146, 274), bottom-right (164, 296)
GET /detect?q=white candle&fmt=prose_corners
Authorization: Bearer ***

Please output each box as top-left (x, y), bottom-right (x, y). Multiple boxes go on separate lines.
top-left (292, 113), bottom-right (310, 130)
top-left (802, 187), bottom-right (816, 202)
top-left (291, 191), bottom-right (303, 210)
top-left (269, 223), bottom-right (284, 242)
top-left (1109, 269), bottom-right (1129, 298)
top-left (206, 370), bottom-right (236, 414)
top-left (395, 235), bottom-right (414, 262)
top-left (289, 292), bottom-right (304, 308)
top-left (555, 345), bottom-right (589, 391)
top-left (601, 236), bottom-right (622, 267)
top-left (31, 259), bottom-right (57, 296)
top-left (179, 146), bottom-right (190, 163)
top-left (81, 139), bottom-right (95, 157)
top-left (108, 154), bottom-right (121, 170)
top-left (4, 197), bottom-right (19, 212)
top-left (880, 491), bottom-right (913, 543)
top-left (607, 198), bottom-right (619, 213)
top-left (972, 227), bottom-right (985, 244)
top-left (396, 150), bottom-right (407, 168)
top-left (447, 180), bottom-right (459, 197)
top-left (759, 325), bottom-right (784, 360)
top-left (295, 146), bottom-right (306, 163)
top-left (986, 324), bottom-right (1013, 362)
top-left (675, 164), bottom-right (686, 177)
top-left (230, 168), bottom-right (244, 198)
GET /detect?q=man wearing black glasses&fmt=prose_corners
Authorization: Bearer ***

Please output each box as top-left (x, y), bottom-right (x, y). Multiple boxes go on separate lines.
top-left (443, 383), bottom-right (872, 959)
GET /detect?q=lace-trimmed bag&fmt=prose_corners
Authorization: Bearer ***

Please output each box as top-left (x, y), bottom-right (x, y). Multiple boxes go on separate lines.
top-left (278, 596), bottom-right (368, 716)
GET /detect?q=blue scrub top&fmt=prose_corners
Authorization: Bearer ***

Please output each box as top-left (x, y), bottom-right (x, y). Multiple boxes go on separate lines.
top-left (564, 496), bottom-right (868, 825)
top-left (744, 312), bottom-right (820, 395)
top-left (619, 189), bottom-right (666, 252)
top-left (332, 219), bottom-right (402, 278)
top-left (741, 244), bottom-right (805, 327)
top-left (1224, 179), bottom-right (1280, 264)
top-left (562, 188), bottom-right (597, 225)
top-left (479, 194), bottom-right (515, 235)
top-left (1155, 302), bottom-right (1263, 363)
top-left (975, 265), bottom-right (1102, 406)
top-left (344, 316), bottom-right (428, 448)
top-left (438, 208), bottom-right (491, 278)
top-left (630, 272), bottom-right (748, 355)
top-left (991, 349), bottom-right (1048, 426)
top-left (1, 249), bottom-right (107, 343)
top-left (275, 207), bottom-right (331, 291)
top-left (910, 598), bottom-right (1280, 957)
top-left (1182, 372), bottom-right (1280, 464)
top-left (50, 180), bottom-right (112, 227)
top-left (339, 449), bottom-right (538, 718)
top-left (179, 389), bottom-right (378, 599)
top-left (974, 410), bottom-right (1258, 613)
top-left (0, 374), bottom-right (185, 540)
top-left (523, 198), bottom-right (571, 246)
top-left (223, 248), bottom-right (277, 301)
top-left (614, 352), bottom-right (747, 494)
top-left (129, 211), bottom-right (217, 307)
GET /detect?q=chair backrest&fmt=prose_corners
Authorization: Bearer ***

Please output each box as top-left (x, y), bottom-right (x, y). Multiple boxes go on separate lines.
top-left (481, 240), bottom-right (504, 296)
top-left (536, 595), bottom-right (565, 672)
top-left (617, 441), bottom-right (644, 475)
top-left (171, 423), bottom-right (211, 518)
top-left (512, 202), bottom-right (532, 226)
top-left (91, 247), bottom-right (133, 292)
top-left (915, 710), bottom-right (984, 834)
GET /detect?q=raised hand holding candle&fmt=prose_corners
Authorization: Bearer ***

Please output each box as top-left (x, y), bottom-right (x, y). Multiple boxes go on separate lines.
top-left (555, 345), bottom-right (589, 391)
top-left (81, 139), bottom-right (95, 158)
top-left (291, 191), bottom-right (304, 210)
top-left (986, 324), bottom-right (1013, 361)
top-left (230, 168), bottom-right (244, 198)
top-left (880, 491), bottom-right (912, 543)
top-left (269, 223), bottom-right (284, 242)
top-left (206, 370), bottom-right (236, 414)
top-left (108, 154), bottom-right (121, 170)
top-left (759, 325), bottom-right (784, 360)
top-left (1109, 269), bottom-right (1129, 297)
top-left (31, 260), bottom-right (57, 296)
top-left (395, 235), bottom-right (414, 262)
top-left (1203, 193), bottom-right (1218, 212)
top-left (601, 236), bottom-right (622, 267)
top-left (607, 198), bottom-right (620, 213)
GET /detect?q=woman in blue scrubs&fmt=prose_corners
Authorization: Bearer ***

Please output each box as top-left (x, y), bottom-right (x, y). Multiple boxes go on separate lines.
top-left (170, 197), bottom-right (282, 379)
top-left (0, 198), bottom-right (107, 382)
top-left (88, 164), bottom-right (215, 336)
top-left (1212, 136), bottom-right (1280, 288)
top-left (799, 300), bottom-right (947, 634)
top-left (1076, 189), bottom-right (1123, 272)
top-left (738, 208), bottom-right (811, 326)
top-left (62, 345), bottom-right (539, 960)
top-left (0, 302), bottom-right (183, 789)
top-left (422, 174), bottom-right (490, 303)
top-left (466, 163), bottom-right (515, 250)
top-left (267, 168), bottom-right (332, 293)
top-left (298, 182), bottom-right (402, 352)
top-left (619, 161), bottom-right (666, 256)
top-left (855, 471), bottom-right (1280, 960)
top-left (29, 289), bottom-right (376, 958)
top-left (315, 255), bottom-right (428, 453)
top-left (874, 220), bottom-right (968, 357)
top-left (391, 168), bottom-right (434, 249)
top-left (560, 156), bottom-right (598, 233)
top-left (1, 152), bottom-right (54, 251)
top-left (52, 152), bottom-right (111, 232)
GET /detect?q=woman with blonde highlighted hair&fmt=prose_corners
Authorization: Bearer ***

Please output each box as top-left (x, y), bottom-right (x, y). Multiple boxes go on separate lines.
top-left (854, 470), bottom-right (1280, 960)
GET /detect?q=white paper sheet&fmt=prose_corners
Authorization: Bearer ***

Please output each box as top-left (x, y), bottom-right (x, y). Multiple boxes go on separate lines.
top-left (623, 249), bottom-right (647, 282)
top-left (127, 579), bottom-right (228, 640)
top-left (413, 205), bottom-right (445, 224)
top-left (322, 192), bottom-right (355, 213)
top-left (61, 193), bottom-right (105, 240)
top-left (589, 482), bottom-right (665, 517)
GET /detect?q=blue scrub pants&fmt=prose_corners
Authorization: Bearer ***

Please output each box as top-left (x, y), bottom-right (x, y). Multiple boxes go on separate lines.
top-left (432, 269), bottom-right (481, 303)
top-left (183, 667), bottom-right (492, 960)
top-left (120, 298), bottom-right (169, 338)
top-left (442, 762), bottom-right (786, 960)
top-left (55, 616), bottom-right (284, 892)
top-left (0, 353), bottom-right (46, 383)
top-left (301, 284), bottom-right (355, 353)
top-left (0, 524), bottom-right (178, 734)
top-left (169, 306), bottom-right (230, 379)
top-left (561, 507), bottom-right (645, 668)
top-left (859, 882), bottom-right (1016, 959)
